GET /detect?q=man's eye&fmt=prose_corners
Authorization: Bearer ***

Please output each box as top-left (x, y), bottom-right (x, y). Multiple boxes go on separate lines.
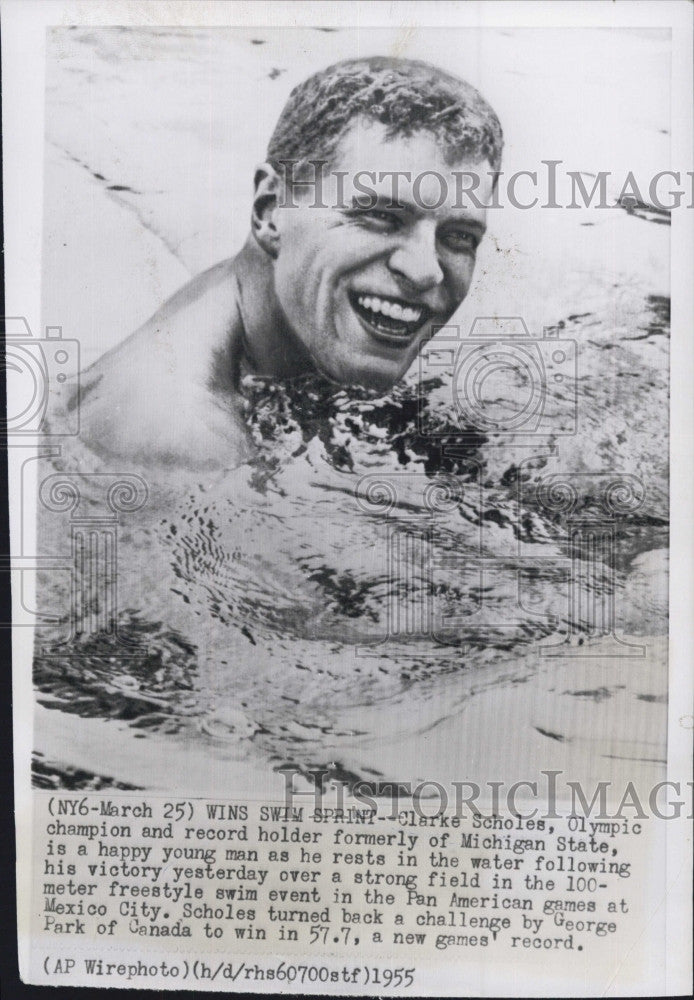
top-left (371, 209), bottom-right (396, 224)
top-left (441, 230), bottom-right (478, 251)
top-left (352, 208), bottom-right (399, 228)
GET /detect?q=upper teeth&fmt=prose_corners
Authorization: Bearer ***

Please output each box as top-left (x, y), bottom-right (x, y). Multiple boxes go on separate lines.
top-left (357, 295), bottom-right (423, 324)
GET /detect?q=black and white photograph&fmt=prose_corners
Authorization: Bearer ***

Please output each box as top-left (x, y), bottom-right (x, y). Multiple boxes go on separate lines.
top-left (31, 21), bottom-right (672, 793)
top-left (3, 1), bottom-right (692, 995)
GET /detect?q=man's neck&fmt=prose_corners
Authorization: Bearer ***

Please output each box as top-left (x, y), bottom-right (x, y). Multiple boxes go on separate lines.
top-left (234, 236), bottom-right (317, 380)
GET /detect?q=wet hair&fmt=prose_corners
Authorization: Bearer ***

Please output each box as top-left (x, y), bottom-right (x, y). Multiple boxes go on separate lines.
top-left (267, 56), bottom-right (503, 181)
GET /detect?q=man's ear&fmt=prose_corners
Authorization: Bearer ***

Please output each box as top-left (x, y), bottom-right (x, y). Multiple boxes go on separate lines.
top-left (251, 163), bottom-right (282, 257)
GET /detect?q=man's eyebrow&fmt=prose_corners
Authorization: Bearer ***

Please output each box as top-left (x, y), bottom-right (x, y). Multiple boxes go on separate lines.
top-left (446, 216), bottom-right (487, 237)
top-left (344, 194), bottom-right (415, 213)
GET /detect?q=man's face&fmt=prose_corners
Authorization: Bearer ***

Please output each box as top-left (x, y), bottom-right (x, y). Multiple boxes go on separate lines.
top-left (271, 119), bottom-right (493, 391)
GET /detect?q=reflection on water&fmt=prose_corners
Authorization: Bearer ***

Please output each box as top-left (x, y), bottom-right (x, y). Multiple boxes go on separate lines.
top-left (33, 309), bottom-right (669, 788)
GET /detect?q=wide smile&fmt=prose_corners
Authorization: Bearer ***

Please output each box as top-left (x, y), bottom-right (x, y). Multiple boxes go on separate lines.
top-left (348, 290), bottom-right (432, 346)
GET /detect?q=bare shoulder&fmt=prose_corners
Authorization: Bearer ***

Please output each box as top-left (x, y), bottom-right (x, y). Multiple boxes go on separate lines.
top-left (70, 259), bottom-right (253, 473)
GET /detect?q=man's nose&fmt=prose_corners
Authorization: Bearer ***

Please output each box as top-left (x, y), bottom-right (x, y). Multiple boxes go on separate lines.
top-left (388, 223), bottom-right (444, 293)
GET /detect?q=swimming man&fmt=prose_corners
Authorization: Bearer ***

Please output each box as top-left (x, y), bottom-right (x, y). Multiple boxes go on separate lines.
top-left (70, 56), bottom-right (502, 474)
